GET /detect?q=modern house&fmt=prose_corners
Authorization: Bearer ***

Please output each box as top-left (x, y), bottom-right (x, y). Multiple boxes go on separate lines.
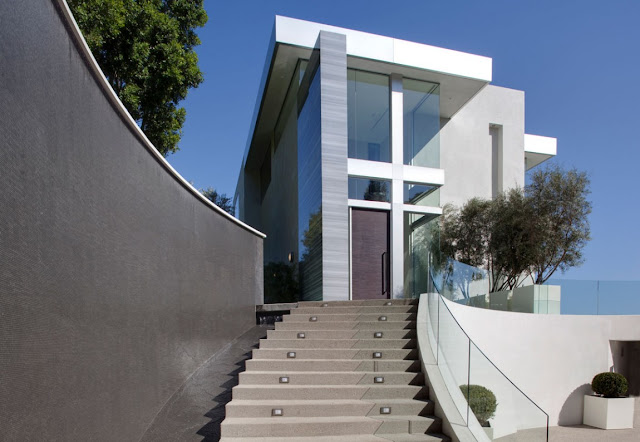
top-left (235, 16), bottom-right (557, 302)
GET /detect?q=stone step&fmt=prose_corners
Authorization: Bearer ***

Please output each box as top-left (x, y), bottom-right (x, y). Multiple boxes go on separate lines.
top-left (267, 329), bottom-right (417, 340)
top-left (238, 371), bottom-right (424, 386)
top-left (299, 299), bottom-right (417, 307)
top-left (375, 415), bottom-right (442, 435)
top-left (252, 348), bottom-right (418, 360)
top-left (231, 385), bottom-right (428, 401)
top-left (283, 313), bottom-right (417, 322)
top-left (224, 398), bottom-right (434, 418)
top-left (220, 415), bottom-right (440, 438)
top-left (259, 338), bottom-right (416, 349)
top-left (220, 435), bottom-right (449, 442)
top-left (292, 305), bottom-right (418, 315)
top-left (275, 320), bottom-right (416, 330)
top-left (220, 435), bottom-right (387, 442)
top-left (376, 434), bottom-right (450, 441)
top-left (245, 359), bottom-right (421, 373)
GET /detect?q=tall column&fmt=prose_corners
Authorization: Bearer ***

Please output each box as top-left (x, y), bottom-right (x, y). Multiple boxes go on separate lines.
top-left (390, 74), bottom-right (404, 299)
top-left (318, 31), bottom-right (349, 301)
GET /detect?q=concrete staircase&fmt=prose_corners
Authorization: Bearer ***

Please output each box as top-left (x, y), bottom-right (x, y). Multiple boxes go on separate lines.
top-left (219, 299), bottom-right (450, 441)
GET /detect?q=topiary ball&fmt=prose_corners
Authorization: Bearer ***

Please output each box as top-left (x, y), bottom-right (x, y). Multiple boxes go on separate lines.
top-left (460, 384), bottom-right (497, 426)
top-left (591, 372), bottom-right (628, 398)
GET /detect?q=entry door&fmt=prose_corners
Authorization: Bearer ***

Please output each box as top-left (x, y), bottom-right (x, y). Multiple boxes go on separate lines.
top-left (351, 208), bottom-right (390, 300)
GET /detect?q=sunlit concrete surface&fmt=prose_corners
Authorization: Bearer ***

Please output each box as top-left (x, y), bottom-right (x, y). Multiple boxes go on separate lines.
top-left (496, 397), bottom-right (640, 442)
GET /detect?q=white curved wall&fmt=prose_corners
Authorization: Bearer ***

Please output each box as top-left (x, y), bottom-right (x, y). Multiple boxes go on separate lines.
top-left (445, 299), bottom-right (640, 426)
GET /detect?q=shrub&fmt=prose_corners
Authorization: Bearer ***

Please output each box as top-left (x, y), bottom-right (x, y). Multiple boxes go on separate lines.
top-left (591, 372), bottom-right (628, 398)
top-left (460, 384), bottom-right (497, 426)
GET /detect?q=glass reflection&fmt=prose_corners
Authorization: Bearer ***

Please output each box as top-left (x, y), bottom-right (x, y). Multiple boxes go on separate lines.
top-left (404, 182), bottom-right (440, 206)
top-left (403, 78), bottom-right (440, 167)
top-left (348, 69), bottom-right (390, 162)
top-left (348, 177), bottom-right (390, 202)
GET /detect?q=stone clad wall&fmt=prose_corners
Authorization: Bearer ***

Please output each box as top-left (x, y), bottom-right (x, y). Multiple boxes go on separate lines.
top-left (0, 1), bottom-right (263, 440)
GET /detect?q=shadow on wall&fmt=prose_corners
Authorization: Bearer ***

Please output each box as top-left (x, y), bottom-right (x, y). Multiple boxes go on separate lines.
top-left (558, 383), bottom-right (591, 426)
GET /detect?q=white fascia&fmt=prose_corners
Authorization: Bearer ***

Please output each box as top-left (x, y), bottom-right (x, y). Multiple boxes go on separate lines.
top-left (524, 134), bottom-right (557, 170)
top-left (275, 16), bottom-right (492, 82)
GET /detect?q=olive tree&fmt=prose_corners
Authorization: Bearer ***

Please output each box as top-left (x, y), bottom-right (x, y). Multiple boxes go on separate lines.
top-left (439, 165), bottom-right (591, 291)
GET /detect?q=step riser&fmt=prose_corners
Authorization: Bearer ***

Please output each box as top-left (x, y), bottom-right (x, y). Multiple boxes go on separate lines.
top-left (221, 420), bottom-right (382, 438)
top-left (274, 321), bottom-right (416, 330)
top-left (292, 306), bottom-right (417, 314)
top-left (232, 386), bottom-right (428, 401)
top-left (298, 299), bottom-right (417, 307)
top-left (284, 313), bottom-right (417, 322)
top-left (225, 401), bottom-right (434, 418)
top-left (259, 339), bottom-right (416, 349)
top-left (252, 349), bottom-right (418, 360)
top-left (245, 359), bottom-right (421, 372)
top-left (375, 417), bottom-right (442, 435)
top-left (238, 372), bottom-right (424, 386)
top-left (267, 329), bottom-right (417, 340)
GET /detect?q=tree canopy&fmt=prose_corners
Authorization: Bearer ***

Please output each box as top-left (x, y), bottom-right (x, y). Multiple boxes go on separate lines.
top-left (200, 187), bottom-right (234, 216)
top-left (68, 0), bottom-right (208, 156)
top-left (439, 165), bottom-right (591, 291)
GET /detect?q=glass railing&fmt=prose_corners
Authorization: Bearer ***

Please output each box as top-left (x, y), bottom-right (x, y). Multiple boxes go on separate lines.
top-left (426, 293), bottom-right (549, 441)
top-left (546, 279), bottom-right (640, 315)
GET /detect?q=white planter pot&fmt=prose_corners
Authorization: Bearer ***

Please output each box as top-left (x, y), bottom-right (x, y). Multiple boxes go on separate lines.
top-left (583, 395), bottom-right (635, 429)
top-left (482, 426), bottom-right (494, 440)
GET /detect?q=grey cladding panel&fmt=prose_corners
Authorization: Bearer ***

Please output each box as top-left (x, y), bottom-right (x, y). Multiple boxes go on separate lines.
top-left (318, 31), bottom-right (350, 301)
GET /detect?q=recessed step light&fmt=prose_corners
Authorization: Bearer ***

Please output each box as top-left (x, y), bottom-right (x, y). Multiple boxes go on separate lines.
top-left (385, 301), bottom-right (392, 306)
top-left (287, 352), bottom-right (296, 358)
top-left (373, 352), bottom-right (382, 359)
top-left (272, 408), bottom-right (283, 416)
top-left (309, 316), bottom-right (318, 322)
top-left (374, 376), bottom-right (384, 383)
top-left (374, 332), bottom-right (383, 338)
top-left (279, 376), bottom-right (290, 383)
top-left (380, 407), bottom-right (391, 414)
top-left (378, 316), bottom-right (387, 321)
top-left (322, 303), bottom-right (328, 307)
top-left (297, 332), bottom-right (306, 339)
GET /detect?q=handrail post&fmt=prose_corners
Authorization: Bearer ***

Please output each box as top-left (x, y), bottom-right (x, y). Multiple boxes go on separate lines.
top-left (436, 295), bottom-right (440, 364)
top-left (466, 339), bottom-right (471, 425)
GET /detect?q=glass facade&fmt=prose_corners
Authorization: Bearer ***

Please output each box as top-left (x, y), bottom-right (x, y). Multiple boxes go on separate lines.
top-left (347, 69), bottom-right (390, 162)
top-left (348, 177), bottom-right (391, 202)
top-left (297, 66), bottom-right (323, 301)
top-left (403, 78), bottom-right (440, 168)
top-left (404, 212), bottom-right (439, 298)
top-left (404, 183), bottom-right (440, 207)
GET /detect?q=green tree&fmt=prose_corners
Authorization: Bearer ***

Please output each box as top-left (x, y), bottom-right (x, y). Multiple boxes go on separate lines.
top-left (526, 165), bottom-right (591, 284)
top-left (68, 0), bottom-right (207, 156)
top-left (200, 187), bottom-right (234, 216)
top-left (439, 165), bottom-right (591, 291)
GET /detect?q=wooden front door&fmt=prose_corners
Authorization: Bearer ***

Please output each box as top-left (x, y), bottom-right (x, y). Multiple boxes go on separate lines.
top-left (351, 208), bottom-right (390, 300)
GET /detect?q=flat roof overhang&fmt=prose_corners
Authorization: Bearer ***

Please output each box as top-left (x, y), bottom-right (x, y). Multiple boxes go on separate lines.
top-left (241, 16), bottom-right (493, 171)
top-left (525, 134), bottom-right (557, 170)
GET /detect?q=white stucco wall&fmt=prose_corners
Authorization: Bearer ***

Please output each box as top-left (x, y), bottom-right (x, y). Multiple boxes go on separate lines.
top-left (444, 299), bottom-right (640, 427)
top-left (439, 85), bottom-right (525, 207)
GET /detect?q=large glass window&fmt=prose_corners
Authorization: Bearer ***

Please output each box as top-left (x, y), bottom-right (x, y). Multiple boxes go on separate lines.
top-left (403, 79), bottom-right (440, 168)
top-left (348, 69), bottom-right (390, 162)
top-left (404, 182), bottom-right (440, 207)
top-left (297, 65), bottom-right (323, 301)
top-left (404, 212), bottom-right (439, 298)
top-left (348, 177), bottom-right (391, 202)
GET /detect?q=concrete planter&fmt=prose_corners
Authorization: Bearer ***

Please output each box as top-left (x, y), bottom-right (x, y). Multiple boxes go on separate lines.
top-left (583, 395), bottom-right (635, 429)
top-left (482, 425), bottom-right (494, 440)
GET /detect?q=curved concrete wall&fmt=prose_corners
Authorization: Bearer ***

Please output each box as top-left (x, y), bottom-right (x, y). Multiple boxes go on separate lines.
top-left (0, 1), bottom-right (263, 440)
top-left (445, 299), bottom-right (640, 427)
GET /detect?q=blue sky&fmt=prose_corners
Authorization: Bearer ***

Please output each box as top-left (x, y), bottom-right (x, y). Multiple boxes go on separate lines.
top-left (168, 0), bottom-right (639, 281)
